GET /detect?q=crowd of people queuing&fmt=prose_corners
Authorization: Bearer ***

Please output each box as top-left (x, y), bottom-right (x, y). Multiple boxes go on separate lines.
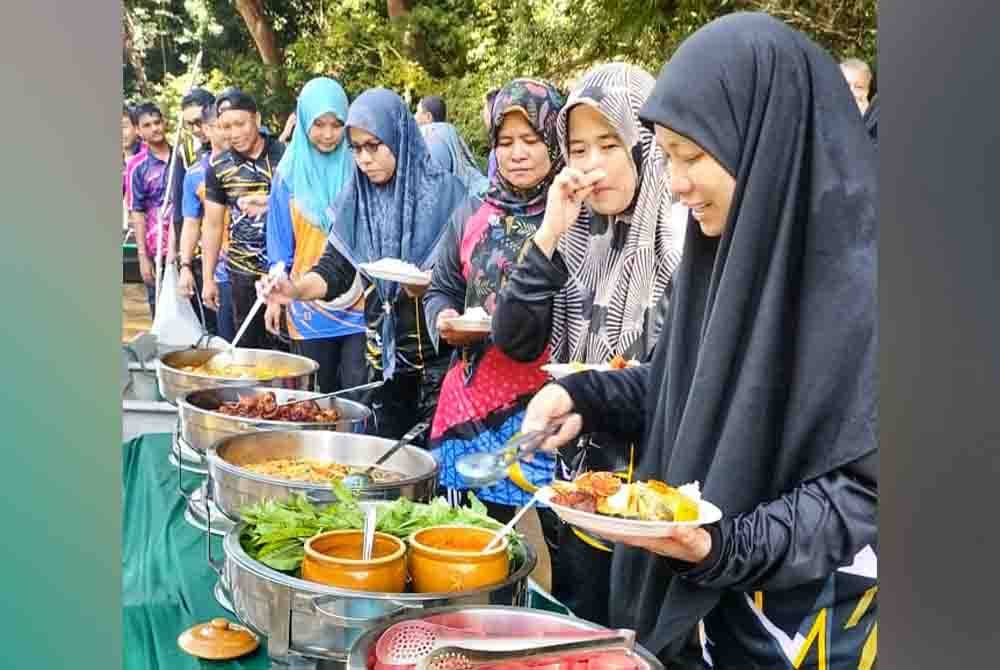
top-left (122, 13), bottom-right (878, 668)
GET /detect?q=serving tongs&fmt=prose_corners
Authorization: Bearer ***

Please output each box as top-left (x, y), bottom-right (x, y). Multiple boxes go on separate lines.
top-left (454, 421), bottom-right (565, 488)
top-left (416, 633), bottom-right (636, 670)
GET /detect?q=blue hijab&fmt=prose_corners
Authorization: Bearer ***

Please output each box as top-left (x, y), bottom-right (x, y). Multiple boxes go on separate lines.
top-left (327, 88), bottom-right (467, 379)
top-left (420, 122), bottom-right (489, 198)
top-left (275, 77), bottom-right (353, 231)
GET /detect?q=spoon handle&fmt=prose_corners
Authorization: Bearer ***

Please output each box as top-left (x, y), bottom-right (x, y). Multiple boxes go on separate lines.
top-left (483, 492), bottom-right (539, 552)
top-left (361, 505), bottom-right (377, 561)
top-left (367, 421), bottom-right (430, 471)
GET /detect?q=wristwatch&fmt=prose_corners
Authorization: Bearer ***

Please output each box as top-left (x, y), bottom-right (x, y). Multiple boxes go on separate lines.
top-left (179, 260), bottom-right (193, 270)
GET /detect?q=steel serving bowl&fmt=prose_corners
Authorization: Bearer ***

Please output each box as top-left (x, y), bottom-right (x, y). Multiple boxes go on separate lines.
top-left (347, 606), bottom-right (664, 670)
top-left (157, 348), bottom-right (319, 405)
top-left (206, 430), bottom-right (440, 522)
top-left (217, 523), bottom-right (537, 666)
top-left (179, 386), bottom-right (372, 456)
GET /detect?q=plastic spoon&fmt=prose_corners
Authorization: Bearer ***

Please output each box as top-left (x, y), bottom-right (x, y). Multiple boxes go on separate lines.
top-left (482, 491), bottom-right (539, 553)
top-left (361, 504), bottom-right (377, 561)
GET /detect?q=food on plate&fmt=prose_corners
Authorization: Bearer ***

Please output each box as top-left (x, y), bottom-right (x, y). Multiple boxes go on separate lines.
top-left (179, 363), bottom-right (295, 380)
top-left (551, 472), bottom-right (700, 522)
top-left (366, 258), bottom-right (428, 277)
top-left (216, 391), bottom-right (340, 422)
top-left (608, 354), bottom-right (629, 370)
top-left (241, 458), bottom-right (404, 484)
top-left (460, 306), bottom-right (490, 321)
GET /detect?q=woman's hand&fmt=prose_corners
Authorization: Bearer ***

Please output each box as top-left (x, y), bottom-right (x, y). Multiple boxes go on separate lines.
top-left (534, 167), bottom-right (606, 256)
top-left (257, 274), bottom-right (298, 307)
top-left (436, 308), bottom-right (488, 346)
top-left (594, 526), bottom-right (713, 565)
top-left (264, 302), bottom-right (283, 335)
top-left (521, 384), bottom-right (583, 453)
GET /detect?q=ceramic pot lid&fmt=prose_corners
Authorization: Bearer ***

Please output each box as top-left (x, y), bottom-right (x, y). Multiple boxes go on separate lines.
top-left (178, 618), bottom-right (259, 660)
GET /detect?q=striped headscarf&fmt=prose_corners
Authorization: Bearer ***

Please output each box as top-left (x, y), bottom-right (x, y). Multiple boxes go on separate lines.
top-left (551, 62), bottom-right (687, 364)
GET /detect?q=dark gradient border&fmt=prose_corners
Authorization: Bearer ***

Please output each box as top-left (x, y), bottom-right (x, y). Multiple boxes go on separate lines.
top-left (0, 2), bottom-right (122, 668)
top-left (2, 1), bottom-right (1000, 669)
top-left (881, 1), bottom-right (1000, 668)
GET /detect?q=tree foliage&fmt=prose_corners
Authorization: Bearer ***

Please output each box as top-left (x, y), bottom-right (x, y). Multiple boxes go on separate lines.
top-left (125, 0), bottom-right (877, 159)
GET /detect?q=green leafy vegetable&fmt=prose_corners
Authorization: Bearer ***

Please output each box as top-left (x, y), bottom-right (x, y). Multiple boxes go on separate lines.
top-left (238, 487), bottom-right (522, 574)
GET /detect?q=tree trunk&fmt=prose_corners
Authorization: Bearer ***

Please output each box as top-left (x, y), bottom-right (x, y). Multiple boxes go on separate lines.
top-left (123, 9), bottom-right (150, 96)
top-left (233, 0), bottom-right (286, 93)
top-left (387, 0), bottom-right (411, 20)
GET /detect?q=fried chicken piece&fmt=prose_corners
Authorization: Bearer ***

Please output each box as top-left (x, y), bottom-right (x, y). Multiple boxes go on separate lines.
top-left (574, 471), bottom-right (622, 497)
top-left (551, 490), bottom-right (598, 513)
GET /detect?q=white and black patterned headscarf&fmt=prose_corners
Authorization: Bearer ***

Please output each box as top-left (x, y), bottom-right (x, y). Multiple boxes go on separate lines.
top-left (550, 62), bottom-right (686, 364)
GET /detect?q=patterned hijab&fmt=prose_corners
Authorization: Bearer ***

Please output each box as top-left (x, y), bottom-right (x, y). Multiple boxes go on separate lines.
top-left (275, 77), bottom-right (353, 232)
top-left (484, 78), bottom-right (565, 219)
top-left (326, 88), bottom-right (467, 379)
top-left (460, 79), bottom-right (565, 380)
top-left (551, 63), bottom-right (686, 364)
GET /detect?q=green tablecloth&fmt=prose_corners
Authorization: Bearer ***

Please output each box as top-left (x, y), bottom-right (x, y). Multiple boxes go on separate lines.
top-left (123, 434), bottom-right (569, 670)
top-left (123, 434), bottom-right (269, 669)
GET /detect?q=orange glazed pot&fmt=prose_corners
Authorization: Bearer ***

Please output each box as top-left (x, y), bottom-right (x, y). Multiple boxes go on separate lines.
top-left (407, 525), bottom-right (510, 594)
top-left (301, 530), bottom-right (407, 592)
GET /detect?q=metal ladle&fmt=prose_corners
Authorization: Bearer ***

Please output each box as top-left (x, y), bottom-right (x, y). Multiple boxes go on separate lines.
top-left (341, 421), bottom-right (430, 489)
top-left (275, 380), bottom-right (384, 409)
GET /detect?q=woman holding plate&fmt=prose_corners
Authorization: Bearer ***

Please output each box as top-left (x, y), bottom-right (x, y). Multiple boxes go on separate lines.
top-left (423, 79), bottom-right (566, 528)
top-left (260, 88), bottom-right (472, 442)
top-left (491, 62), bottom-right (687, 626)
top-left (522, 14), bottom-right (877, 669)
top-left (263, 77), bottom-right (367, 394)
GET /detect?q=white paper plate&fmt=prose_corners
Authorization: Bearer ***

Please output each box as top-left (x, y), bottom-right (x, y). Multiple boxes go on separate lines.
top-left (541, 363), bottom-right (610, 379)
top-left (359, 260), bottom-right (432, 287)
top-left (442, 316), bottom-right (492, 333)
top-left (541, 361), bottom-right (641, 379)
top-left (537, 486), bottom-right (722, 537)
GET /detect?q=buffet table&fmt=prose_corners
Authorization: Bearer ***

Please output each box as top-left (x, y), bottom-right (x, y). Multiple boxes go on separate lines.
top-left (123, 433), bottom-right (268, 669)
top-left (123, 433), bottom-right (570, 670)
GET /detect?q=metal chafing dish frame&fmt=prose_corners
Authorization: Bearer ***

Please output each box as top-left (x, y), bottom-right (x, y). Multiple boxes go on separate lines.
top-left (210, 521), bottom-right (537, 667)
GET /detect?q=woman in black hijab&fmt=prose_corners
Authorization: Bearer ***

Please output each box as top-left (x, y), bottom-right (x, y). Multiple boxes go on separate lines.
top-left (523, 12), bottom-right (877, 669)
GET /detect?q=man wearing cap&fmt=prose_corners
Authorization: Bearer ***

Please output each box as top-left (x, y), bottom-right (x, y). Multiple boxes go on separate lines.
top-left (200, 89), bottom-right (286, 349)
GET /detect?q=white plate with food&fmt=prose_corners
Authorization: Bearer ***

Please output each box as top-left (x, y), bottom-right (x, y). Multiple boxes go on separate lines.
top-left (359, 258), bottom-right (433, 286)
top-left (541, 356), bottom-right (641, 379)
top-left (537, 472), bottom-right (722, 538)
top-left (441, 306), bottom-right (492, 333)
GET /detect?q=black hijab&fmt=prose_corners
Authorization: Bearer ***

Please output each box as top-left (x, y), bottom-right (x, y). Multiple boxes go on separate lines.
top-left (614, 12), bottom-right (877, 657)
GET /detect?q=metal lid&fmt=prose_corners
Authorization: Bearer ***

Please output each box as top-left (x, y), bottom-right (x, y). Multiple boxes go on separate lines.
top-left (177, 618), bottom-right (259, 660)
